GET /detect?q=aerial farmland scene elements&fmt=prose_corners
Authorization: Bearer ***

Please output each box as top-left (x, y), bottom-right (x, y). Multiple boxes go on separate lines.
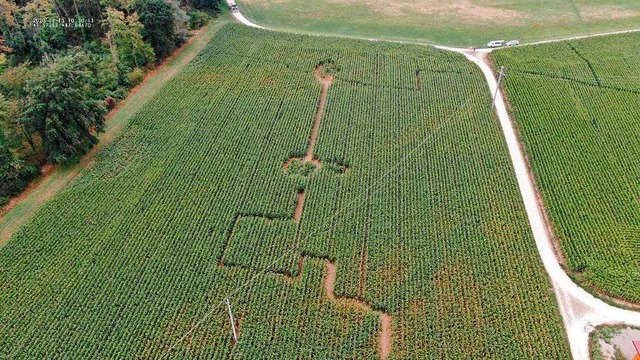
top-left (1, 0), bottom-right (640, 359)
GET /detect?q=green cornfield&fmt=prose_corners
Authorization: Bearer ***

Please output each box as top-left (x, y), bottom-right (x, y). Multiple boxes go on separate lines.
top-left (0, 24), bottom-right (569, 358)
top-left (493, 33), bottom-right (640, 303)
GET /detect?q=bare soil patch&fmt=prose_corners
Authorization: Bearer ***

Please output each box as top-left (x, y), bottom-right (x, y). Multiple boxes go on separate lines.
top-left (325, 0), bottom-right (530, 24)
top-left (324, 261), bottom-right (338, 302)
top-left (379, 313), bottom-right (392, 359)
top-left (580, 6), bottom-right (640, 22)
top-left (293, 191), bottom-right (305, 222)
top-left (307, 65), bottom-right (333, 161)
top-left (594, 326), bottom-right (640, 360)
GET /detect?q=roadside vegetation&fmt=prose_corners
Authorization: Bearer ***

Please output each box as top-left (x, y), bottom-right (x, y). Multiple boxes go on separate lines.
top-left (493, 33), bottom-right (640, 304)
top-left (0, 24), bottom-right (570, 358)
top-left (0, 0), bottom-right (221, 206)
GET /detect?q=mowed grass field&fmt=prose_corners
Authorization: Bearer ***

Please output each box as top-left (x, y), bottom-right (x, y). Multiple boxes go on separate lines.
top-left (1, 24), bottom-right (569, 358)
top-left (493, 33), bottom-right (640, 304)
top-left (236, 0), bottom-right (640, 46)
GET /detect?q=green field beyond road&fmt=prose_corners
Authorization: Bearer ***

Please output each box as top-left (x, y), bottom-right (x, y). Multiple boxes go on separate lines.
top-left (236, 0), bottom-right (640, 46)
top-left (493, 32), bottom-right (640, 304)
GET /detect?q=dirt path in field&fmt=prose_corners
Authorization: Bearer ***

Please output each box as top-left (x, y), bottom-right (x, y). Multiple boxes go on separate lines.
top-left (0, 21), bottom-right (227, 247)
top-left (306, 65), bottom-right (333, 161)
top-left (220, 62), bottom-right (392, 356)
top-left (226, 0), bottom-right (266, 29)
top-left (324, 262), bottom-right (392, 359)
top-left (379, 313), bottom-right (391, 359)
top-left (293, 191), bottom-right (305, 222)
top-left (283, 64), bottom-right (333, 222)
top-left (300, 66), bottom-right (393, 356)
top-left (282, 64), bottom-right (332, 171)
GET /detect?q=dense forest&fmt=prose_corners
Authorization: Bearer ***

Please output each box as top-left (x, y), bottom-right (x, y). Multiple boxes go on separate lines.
top-left (0, 0), bottom-right (220, 205)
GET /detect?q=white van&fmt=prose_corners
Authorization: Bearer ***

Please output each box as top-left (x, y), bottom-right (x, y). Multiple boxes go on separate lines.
top-left (487, 40), bottom-right (505, 48)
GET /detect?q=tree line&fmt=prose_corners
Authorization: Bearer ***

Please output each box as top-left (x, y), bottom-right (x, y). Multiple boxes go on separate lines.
top-left (0, 0), bottom-right (220, 205)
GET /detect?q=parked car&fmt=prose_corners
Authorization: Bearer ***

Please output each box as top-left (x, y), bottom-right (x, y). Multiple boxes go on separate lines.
top-left (487, 40), bottom-right (505, 48)
top-left (506, 40), bottom-right (520, 47)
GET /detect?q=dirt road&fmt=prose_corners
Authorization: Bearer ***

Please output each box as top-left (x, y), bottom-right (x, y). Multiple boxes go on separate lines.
top-left (227, 1), bottom-right (266, 29)
top-left (452, 47), bottom-right (640, 360)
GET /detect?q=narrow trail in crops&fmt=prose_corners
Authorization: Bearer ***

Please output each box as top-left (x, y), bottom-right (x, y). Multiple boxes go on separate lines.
top-left (324, 262), bottom-right (392, 359)
top-left (290, 64), bottom-right (332, 221)
top-left (293, 64), bottom-right (393, 356)
top-left (220, 237), bottom-right (393, 357)
top-left (219, 63), bottom-right (392, 358)
top-left (307, 65), bottom-right (333, 160)
top-left (282, 64), bottom-right (331, 171)
top-left (293, 191), bottom-right (305, 222)
top-left (0, 21), bottom-right (228, 248)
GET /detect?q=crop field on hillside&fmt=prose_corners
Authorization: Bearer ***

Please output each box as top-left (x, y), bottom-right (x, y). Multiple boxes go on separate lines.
top-left (236, 0), bottom-right (640, 46)
top-left (0, 24), bottom-right (569, 358)
top-left (493, 33), bottom-right (640, 304)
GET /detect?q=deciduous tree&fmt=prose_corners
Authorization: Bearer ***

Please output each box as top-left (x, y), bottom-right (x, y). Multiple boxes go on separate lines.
top-left (134, 0), bottom-right (175, 60)
top-left (103, 7), bottom-right (155, 69)
top-left (22, 51), bottom-right (107, 163)
top-left (0, 128), bottom-right (37, 206)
